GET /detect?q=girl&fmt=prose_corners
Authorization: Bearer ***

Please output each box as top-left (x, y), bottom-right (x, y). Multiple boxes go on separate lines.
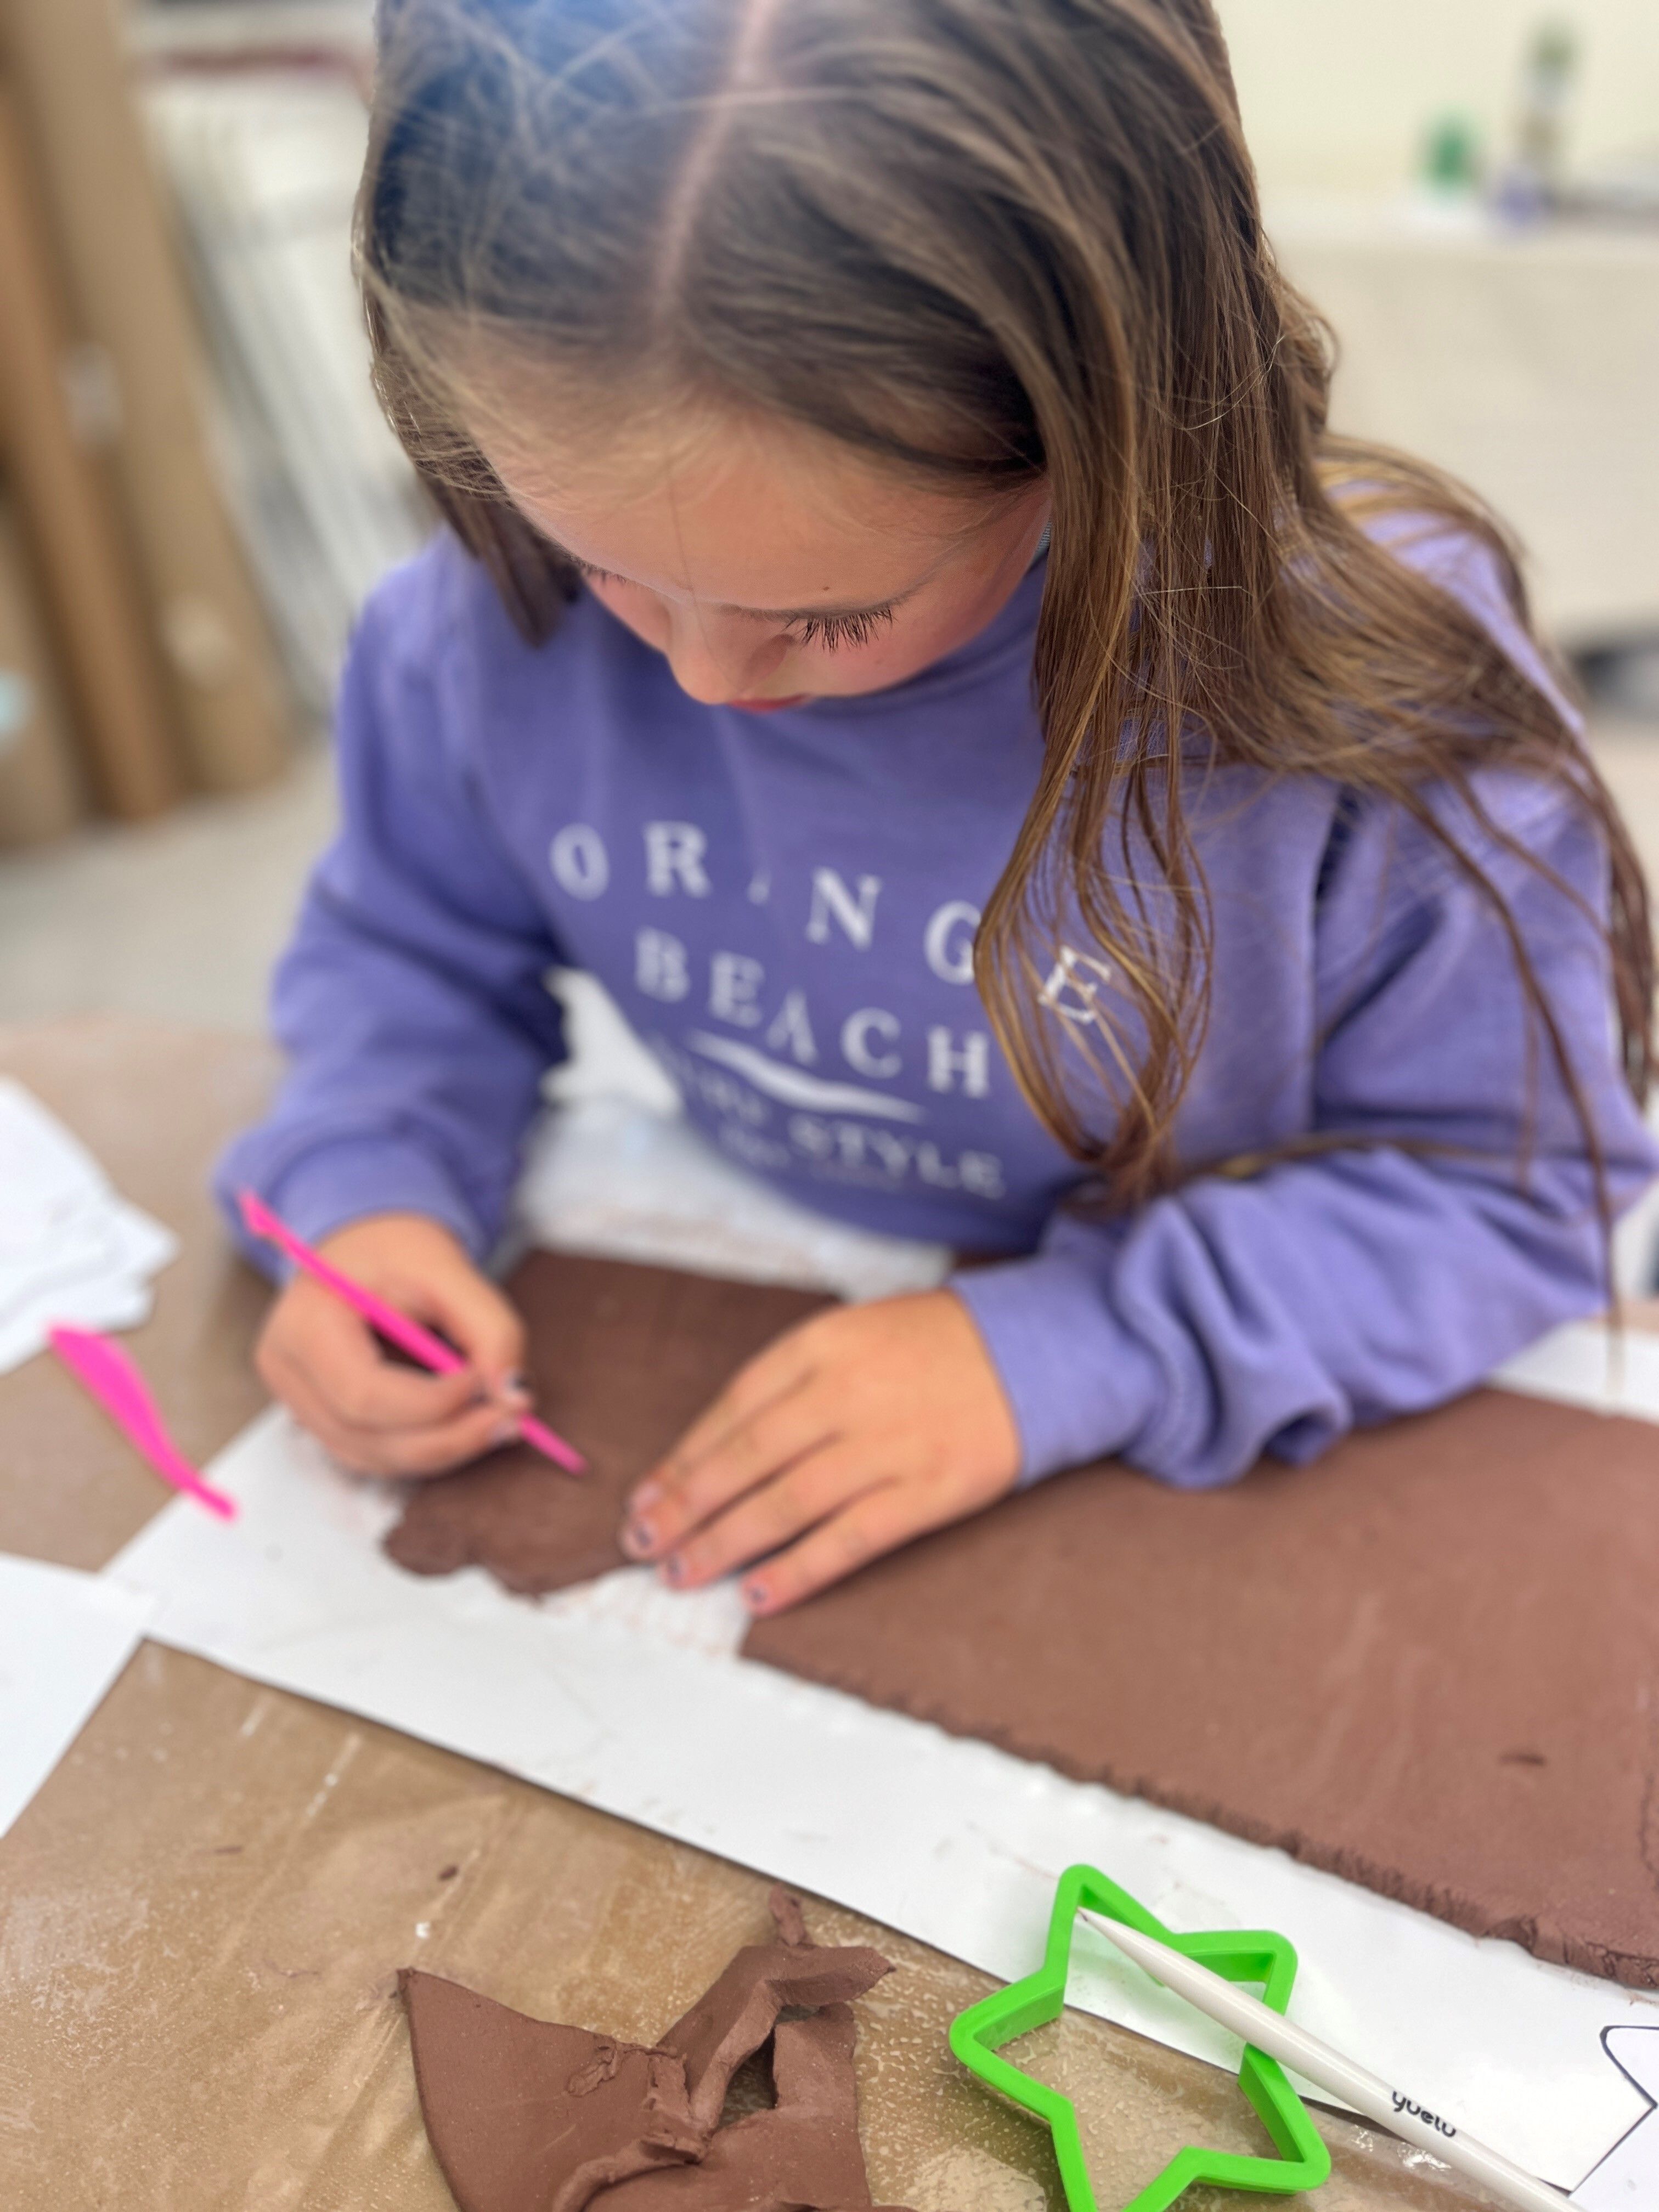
top-left (224, 0), bottom-right (1656, 1617)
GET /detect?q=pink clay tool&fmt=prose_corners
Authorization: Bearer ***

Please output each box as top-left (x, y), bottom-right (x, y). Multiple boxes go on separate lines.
top-left (49, 1326), bottom-right (237, 1520)
top-left (236, 1189), bottom-right (586, 1476)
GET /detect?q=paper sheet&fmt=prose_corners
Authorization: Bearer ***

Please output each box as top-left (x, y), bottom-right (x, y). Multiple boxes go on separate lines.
top-left (0, 1553), bottom-right (154, 1841)
top-left (1496, 1316), bottom-right (1659, 1418)
top-left (108, 1406), bottom-right (1659, 2191)
top-left (0, 1080), bottom-right (177, 1372)
top-left (1572, 2029), bottom-right (1659, 2204)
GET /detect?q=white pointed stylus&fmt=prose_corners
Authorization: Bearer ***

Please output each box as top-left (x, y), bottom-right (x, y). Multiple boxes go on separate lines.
top-left (1080, 1911), bottom-right (1570, 2212)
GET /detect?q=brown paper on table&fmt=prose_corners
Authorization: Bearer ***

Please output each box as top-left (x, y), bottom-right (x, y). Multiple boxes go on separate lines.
top-left (0, 1022), bottom-right (1499, 2210)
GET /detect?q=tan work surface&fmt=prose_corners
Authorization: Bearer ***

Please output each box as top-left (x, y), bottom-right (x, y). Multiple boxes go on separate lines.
top-left (0, 1017), bottom-right (1490, 2207)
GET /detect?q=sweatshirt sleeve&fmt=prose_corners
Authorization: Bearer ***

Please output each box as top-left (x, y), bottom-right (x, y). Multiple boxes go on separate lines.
top-left (952, 770), bottom-right (1659, 1488)
top-left (215, 551), bottom-right (567, 1272)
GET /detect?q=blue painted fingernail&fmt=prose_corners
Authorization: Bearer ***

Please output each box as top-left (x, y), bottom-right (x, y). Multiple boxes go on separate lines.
top-left (622, 1519), bottom-right (653, 1556)
top-left (662, 1554), bottom-right (686, 1587)
top-left (742, 1581), bottom-right (767, 1611)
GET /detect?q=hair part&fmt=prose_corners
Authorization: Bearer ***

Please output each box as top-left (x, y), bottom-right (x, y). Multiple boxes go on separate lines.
top-left (358, 0), bottom-right (1652, 1228)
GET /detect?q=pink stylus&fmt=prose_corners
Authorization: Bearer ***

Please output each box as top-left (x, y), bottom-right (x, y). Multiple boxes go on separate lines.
top-left (236, 1189), bottom-right (586, 1476)
top-left (49, 1326), bottom-right (238, 1520)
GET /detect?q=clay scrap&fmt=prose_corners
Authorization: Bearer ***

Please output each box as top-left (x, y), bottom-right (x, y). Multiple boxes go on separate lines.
top-left (402, 1887), bottom-right (915, 2212)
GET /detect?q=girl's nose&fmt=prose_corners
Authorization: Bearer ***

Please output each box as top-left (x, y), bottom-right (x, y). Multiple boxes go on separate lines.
top-left (662, 610), bottom-right (789, 706)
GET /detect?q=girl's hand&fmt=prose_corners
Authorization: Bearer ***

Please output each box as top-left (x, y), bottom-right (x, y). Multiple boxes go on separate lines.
top-left (254, 1212), bottom-right (529, 1477)
top-left (619, 1290), bottom-right (1020, 1615)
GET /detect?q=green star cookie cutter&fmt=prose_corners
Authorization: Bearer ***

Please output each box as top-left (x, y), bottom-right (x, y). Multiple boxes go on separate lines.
top-left (949, 1864), bottom-right (1331, 2212)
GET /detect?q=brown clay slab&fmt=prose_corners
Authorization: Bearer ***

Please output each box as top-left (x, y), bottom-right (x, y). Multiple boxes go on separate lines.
top-left (749, 1383), bottom-right (1659, 1988)
top-left (383, 1248), bottom-right (1659, 1988)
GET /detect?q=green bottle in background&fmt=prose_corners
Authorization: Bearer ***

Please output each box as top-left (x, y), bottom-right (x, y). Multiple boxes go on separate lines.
top-left (1499, 18), bottom-right (1579, 219)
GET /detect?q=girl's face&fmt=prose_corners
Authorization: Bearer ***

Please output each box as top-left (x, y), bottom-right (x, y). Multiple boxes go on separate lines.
top-left (478, 404), bottom-right (1050, 709)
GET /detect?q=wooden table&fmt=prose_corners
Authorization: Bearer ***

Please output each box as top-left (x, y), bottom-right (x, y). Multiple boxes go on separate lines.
top-left (0, 1017), bottom-right (1489, 2209)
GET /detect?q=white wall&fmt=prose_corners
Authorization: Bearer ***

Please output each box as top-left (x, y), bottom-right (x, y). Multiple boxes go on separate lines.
top-left (1220, 0), bottom-right (1659, 198)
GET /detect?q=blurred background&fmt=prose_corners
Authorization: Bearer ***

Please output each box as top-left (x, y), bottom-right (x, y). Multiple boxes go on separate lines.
top-left (0, 0), bottom-right (1656, 1034)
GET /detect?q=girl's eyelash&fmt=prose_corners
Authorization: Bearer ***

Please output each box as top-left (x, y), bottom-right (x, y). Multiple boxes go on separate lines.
top-left (784, 606), bottom-right (896, 651)
top-left (568, 555), bottom-right (894, 652)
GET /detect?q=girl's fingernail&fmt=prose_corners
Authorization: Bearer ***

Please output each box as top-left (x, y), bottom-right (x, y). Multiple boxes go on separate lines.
top-left (631, 1479), bottom-right (662, 1510)
top-left (622, 1519), bottom-right (653, 1556)
top-left (490, 1417), bottom-right (519, 1447)
top-left (661, 1554), bottom-right (686, 1587)
top-left (741, 1581), bottom-right (768, 1612)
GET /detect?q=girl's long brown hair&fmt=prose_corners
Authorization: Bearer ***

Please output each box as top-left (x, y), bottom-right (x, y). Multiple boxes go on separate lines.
top-left (358, 0), bottom-right (1652, 1211)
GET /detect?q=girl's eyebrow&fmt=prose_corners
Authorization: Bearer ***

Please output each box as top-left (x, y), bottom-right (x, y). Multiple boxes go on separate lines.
top-left (559, 544), bottom-right (922, 624)
top-left (738, 585), bottom-right (916, 624)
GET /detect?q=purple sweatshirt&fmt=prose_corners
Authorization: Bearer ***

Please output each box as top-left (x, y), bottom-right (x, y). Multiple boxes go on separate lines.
top-left (218, 522), bottom-right (1658, 1488)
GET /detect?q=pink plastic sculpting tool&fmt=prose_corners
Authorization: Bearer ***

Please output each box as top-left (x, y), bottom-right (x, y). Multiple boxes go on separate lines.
top-left (236, 1189), bottom-right (585, 1475)
top-left (49, 1325), bottom-right (238, 1520)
